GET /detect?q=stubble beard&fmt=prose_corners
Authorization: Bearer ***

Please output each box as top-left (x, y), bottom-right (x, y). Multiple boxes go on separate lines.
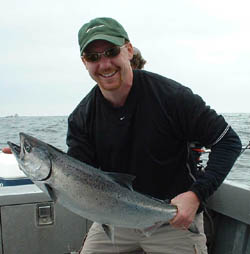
top-left (97, 71), bottom-right (123, 92)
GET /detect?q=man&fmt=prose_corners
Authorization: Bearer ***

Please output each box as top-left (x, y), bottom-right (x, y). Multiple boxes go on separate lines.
top-left (67, 17), bottom-right (241, 254)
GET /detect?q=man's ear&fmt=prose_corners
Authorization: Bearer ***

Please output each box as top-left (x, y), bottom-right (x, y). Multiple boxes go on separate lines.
top-left (81, 56), bottom-right (88, 70)
top-left (126, 42), bottom-right (134, 60)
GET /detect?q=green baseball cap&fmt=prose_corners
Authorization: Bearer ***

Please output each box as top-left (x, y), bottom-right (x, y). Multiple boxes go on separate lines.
top-left (78, 17), bottom-right (129, 55)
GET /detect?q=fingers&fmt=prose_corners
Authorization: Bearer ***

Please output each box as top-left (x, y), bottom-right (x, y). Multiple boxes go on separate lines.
top-left (170, 191), bottom-right (200, 230)
top-left (170, 210), bottom-right (192, 230)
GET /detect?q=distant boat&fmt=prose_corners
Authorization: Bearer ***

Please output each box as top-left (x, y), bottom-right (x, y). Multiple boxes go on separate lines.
top-left (4, 114), bottom-right (19, 118)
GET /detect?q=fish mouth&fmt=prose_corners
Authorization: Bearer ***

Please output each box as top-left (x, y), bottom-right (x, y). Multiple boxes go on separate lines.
top-left (7, 132), bottom-right (31, 159)
top-left (7, 141), bottom-right (21, 158)
top-left (8, 133), bottom-right (52, 181)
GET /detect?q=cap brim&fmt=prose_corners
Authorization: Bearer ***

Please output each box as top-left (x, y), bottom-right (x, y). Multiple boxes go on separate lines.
top-left (80, 34), bottom-right (125, 54)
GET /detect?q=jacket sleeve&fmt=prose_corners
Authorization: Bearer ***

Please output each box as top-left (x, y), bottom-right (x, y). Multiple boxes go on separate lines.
top-left (189, 127), bottom-right (242, 203)
top-left (172, 85), bottom-right (242, 203)
top-left (66, 110), bottom-right (98, 168)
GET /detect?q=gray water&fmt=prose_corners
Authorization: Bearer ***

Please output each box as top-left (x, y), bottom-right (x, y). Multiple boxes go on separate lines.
top-left (0, 116), bottom-right (68, 151)
top-left (0, 113), bottom-right (249, 186)
top-left (222, 113), bottom-right (250, 187)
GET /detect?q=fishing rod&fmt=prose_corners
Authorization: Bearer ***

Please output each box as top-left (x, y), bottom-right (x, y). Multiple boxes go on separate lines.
top-left (192, 140), bottom-right (250, 158)
top-left (193, 140), bottom-right (250, 254)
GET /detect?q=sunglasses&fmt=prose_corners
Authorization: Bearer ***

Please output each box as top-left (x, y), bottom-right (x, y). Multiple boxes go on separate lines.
top-left (82, 45), bottom-right (126, 63)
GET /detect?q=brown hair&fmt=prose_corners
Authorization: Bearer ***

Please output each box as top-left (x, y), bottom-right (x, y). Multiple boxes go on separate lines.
top-left (130, 47), bottom-right (147, 70)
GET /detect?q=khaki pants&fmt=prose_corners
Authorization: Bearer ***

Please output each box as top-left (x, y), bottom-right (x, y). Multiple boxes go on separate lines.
top-left (80, 213), bottom-right (207, 254)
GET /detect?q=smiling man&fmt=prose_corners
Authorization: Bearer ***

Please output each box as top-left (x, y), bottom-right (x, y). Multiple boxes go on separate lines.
top-left (66, 17), bottom-right (241, 254)
top-left (82, 40), bottom-right (133, 107)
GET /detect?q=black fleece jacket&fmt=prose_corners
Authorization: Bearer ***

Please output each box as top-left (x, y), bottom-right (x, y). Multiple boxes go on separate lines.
top-left (67, 70), bottom-right (242, 204)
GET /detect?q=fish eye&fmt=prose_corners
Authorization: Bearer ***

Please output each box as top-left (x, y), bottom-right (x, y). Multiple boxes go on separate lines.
top-left (24, 141), bottom-right (32, 153)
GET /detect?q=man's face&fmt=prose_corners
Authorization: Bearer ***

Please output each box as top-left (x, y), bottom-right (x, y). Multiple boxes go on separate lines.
top-left (82, 40), bottom-right (133, 92)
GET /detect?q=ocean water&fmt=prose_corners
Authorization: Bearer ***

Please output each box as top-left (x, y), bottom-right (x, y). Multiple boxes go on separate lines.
top-left (0, 116), bottom-right (68, 151)
top-left (0, 113), bottom-right (249, 186)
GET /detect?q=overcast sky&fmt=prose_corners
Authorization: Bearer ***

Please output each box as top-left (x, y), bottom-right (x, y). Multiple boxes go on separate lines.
top-left (1, 0), bottom-right (249, 116)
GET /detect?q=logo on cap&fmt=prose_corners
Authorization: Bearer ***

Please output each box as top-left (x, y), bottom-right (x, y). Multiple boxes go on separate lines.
top-left (86, 25), bottom-right (105, 33)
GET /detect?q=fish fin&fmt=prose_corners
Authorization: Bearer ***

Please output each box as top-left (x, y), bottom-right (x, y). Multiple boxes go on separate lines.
top-left (141, 221), bottom-right (165, 237)
top-left (102, 224), bottom-right (115, 243)
top-left (188, 222), bottom-right (200, 234)
top-left (105, 172), bottom-right (135, 190)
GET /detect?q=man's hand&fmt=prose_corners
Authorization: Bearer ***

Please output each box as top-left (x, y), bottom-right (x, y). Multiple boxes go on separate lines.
top-left (1, 147), bottom-right (12, 154)
top-left (170, 191), bottom-right (200, 230)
